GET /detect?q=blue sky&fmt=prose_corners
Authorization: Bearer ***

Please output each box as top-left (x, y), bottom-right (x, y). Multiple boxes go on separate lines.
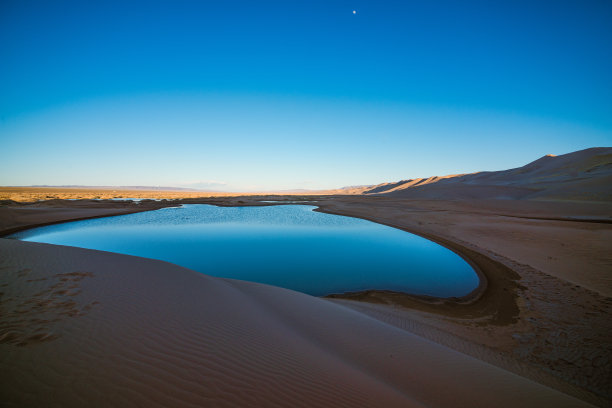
top-left (1, 0), bottom-right (611, 191)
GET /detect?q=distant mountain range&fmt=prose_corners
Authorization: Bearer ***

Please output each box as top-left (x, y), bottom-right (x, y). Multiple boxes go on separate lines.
top-left (332, 147), bottom-right (612, 202)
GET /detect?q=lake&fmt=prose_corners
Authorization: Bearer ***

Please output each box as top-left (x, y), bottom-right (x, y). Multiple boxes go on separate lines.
top-left (8, 204), bottom-right (479, 297)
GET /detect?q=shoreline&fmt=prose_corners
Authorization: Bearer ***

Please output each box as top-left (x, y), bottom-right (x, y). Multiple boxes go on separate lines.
top-left (1, 199), bottom-right (498, 320)
top-left (313, 196), bottom-right (611, 406)
top-left (1, 199), bottom-right (489, 306)
top-left (0, 200), bottom-right (177, 238)
top-left (315, 207), bottom-right (499, 314)
top-left (1, 196), bottom-right (610, 406)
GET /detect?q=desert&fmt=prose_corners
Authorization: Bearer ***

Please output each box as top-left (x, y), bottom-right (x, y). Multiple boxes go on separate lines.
top-left (2, 2), bottom-right (611, 406)
top-left (2, 148), bottom-right (611, 407)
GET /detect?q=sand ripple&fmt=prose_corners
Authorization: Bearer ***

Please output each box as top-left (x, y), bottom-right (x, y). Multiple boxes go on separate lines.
top-left (0, 239), bottom-right (595, 407)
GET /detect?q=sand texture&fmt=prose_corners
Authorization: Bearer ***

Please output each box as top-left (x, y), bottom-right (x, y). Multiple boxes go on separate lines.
top-left (0, 239), bottom-right (594, 408)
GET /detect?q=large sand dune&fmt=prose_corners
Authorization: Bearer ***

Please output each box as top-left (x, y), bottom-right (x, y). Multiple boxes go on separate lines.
top-left (352, 147), bottom-right (612, 201)
top-left (0, 239), bottom-right (594, 408)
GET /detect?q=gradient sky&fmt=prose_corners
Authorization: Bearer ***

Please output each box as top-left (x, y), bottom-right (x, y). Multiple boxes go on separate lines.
top-left (1, 0), bottom-right (611, 191)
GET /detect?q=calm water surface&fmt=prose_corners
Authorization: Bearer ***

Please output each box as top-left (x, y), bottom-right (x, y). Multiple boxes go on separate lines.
top-left (9, 205), bottom-right (478, 297)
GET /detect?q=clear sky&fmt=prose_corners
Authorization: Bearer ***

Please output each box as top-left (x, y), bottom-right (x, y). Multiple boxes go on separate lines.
top-left (1, 0), bottom-right (611, 191)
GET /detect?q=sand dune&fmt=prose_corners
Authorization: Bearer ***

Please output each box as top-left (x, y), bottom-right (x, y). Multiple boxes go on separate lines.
top-left (355, 147), bottom-right (612, 201)
top-left (0, 239), bottom-right (594, 408)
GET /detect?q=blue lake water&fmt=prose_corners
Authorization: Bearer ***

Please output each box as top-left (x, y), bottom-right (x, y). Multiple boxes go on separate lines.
top-left (8, 205), bottom-right (479, 297)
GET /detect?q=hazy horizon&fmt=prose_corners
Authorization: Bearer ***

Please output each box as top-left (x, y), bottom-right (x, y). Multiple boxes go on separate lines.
top-left (2, 1), bottom-right (611, 191)
top-left (3, 145), bottom-right (609, 193)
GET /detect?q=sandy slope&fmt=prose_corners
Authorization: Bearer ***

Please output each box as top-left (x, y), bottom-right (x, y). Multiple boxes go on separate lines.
top-left (354, 147), bottom-right (612, 201)
top-left (0, 239), bottom-right (593, 408)
top-left (315, 196), bottom-right (612, 405)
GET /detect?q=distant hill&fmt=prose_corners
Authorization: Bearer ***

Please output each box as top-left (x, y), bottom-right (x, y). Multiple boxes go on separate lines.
top-left (28, 185), bottom-right (205, 192)
top-left (352, 147), bottom-right (612, 202)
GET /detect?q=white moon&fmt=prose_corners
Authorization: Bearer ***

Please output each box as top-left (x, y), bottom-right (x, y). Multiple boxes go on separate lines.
top-left (352, 10), bottom-right (356, 14)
